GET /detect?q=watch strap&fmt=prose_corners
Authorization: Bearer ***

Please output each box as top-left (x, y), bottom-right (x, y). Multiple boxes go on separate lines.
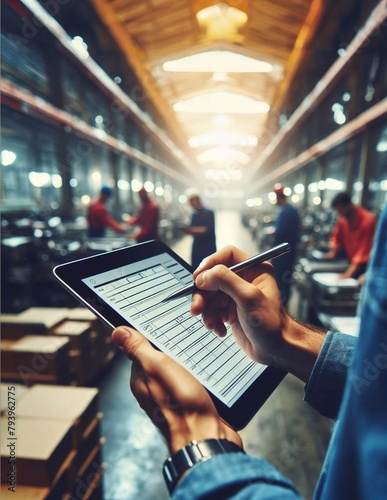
top-left (163, 438), bottom-right (244, 493)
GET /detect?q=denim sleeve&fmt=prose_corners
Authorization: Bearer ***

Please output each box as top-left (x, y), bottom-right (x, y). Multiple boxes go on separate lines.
top-left (304, 331), bottom-right (356, 420)
top-left (173, 453), bottom-right (302, 500)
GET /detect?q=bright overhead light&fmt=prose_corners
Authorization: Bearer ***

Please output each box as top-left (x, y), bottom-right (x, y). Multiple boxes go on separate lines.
top-left (28, 172), bottom-right (51, 188)
top-left (70, 36), bottom-right (89, 59)
top-left (205, 169), bottom-right (241, 180)
top-left (325, 178), bottom-right (346, 191)
top-left (377, 139), bottom-right (387, 152)
top-left (212, 72), bottom-right (229, 82)
top-left (174, 92), bottom-right (270, 114)
top-left (197, 146), bottom-right (250, 164)
top-left (118, 179), bottom-right (130, 190)
top-left (189, 132), bottom-right (257, 148)
top-left (163, 50), bottom-right (273, 73)
top-left (144, 181), bottom-right (154, 192)
top-left (196, 3), bottom-right (247, 42)
top-left (52, 174), bottom-right (62, 188)
top-left (213, 114), bottom-right (233, 125)
top-left (1, 150), bottom-right (16, 166)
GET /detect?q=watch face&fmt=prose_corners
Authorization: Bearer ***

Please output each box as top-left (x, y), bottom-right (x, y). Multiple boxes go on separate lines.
top-left (54, 239), bottom-right (286, 430)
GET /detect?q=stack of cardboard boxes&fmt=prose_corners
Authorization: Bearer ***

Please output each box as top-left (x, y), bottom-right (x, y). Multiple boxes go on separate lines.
top-left (0, 306), bottom-right (116, 498)
top-left (1, 307), bottom-right (115, 386)
top-left (0, 384), bottom-right (103, 499)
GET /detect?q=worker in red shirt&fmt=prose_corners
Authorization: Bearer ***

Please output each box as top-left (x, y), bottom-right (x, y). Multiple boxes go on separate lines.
top-left (128, 187), bottom-right (160, 243)
top-left (325, 191), bottom-right (377, 279)
top-left (87, 185), bottom-right (126, 238)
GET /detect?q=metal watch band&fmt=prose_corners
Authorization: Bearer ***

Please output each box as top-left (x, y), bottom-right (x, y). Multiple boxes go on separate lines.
top-left (162, 438), bottom-right (244, 494)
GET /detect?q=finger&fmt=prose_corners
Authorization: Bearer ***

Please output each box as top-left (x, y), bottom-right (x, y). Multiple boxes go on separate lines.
top-left (192, 246), bottom-right (251, 279)
top-left (192, 291), bottom-right (233, 336)
top-left (195, 264), bottom-right (270, 311)
top-left (112, 326), bottom-right (162, 367)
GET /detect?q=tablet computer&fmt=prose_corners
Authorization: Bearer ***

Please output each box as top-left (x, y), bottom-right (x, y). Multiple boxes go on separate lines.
top-left (53, 239), bottom-right (286, 429)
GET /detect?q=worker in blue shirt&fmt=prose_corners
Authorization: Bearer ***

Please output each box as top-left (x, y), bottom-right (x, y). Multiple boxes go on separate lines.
top-left (271, 183), bottom-right (301, 307)
top-left (112, 205), bottom-right (387, 500)
top-left (182, 188), bottom-right (217, 269)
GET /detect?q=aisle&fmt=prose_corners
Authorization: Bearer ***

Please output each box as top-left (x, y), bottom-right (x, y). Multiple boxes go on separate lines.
top-left (172, 209), bottom-right (259, 265)
top-left (98, 210), bottom-right (331, 500)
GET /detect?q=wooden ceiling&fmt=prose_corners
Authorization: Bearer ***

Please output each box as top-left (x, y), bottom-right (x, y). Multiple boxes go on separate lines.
top-left (90, 0), bottom-right (327, 169)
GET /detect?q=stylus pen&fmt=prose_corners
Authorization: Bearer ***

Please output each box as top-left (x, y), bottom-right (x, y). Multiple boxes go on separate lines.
top-left (162, 242), bottom-right (291, 302)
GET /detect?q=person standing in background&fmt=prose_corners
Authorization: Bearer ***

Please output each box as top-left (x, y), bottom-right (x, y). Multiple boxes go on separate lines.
top-left (271, 183), bottom-right (301, 307)
top-left (325, 191), bottom-right (377, 279)
top-left (183, 189), bottom-right (217, 269)
top-left (86, 185), bottom-right (126, 238)
top-left (128, 187), bottom-right (160, 243)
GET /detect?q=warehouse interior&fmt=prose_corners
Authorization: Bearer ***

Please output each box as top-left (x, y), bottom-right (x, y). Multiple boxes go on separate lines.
top-left (1, 0), bottom-right (386, 499)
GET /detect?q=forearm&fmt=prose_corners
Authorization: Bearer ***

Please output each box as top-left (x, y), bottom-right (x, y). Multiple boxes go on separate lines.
top-left (105, 215), bottom-right (124, 233)
top-left (185, 226), bottom-right (208, 235)
top-left (341, 262), bottom-right (362, 278)
top-left (271, 316), bottom-right (326, 384)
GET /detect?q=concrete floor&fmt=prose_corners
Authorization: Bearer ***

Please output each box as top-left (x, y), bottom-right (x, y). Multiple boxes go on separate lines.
top-left (98, 210), bottom-right (333, 500)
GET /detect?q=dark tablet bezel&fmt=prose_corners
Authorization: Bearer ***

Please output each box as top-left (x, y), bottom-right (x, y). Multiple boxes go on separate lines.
top-left (53, 239), bottom-right (286, 430)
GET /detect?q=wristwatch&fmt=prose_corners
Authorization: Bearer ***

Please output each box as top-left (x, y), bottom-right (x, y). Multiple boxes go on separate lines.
top-left (162, 438), bottom-right (244, 493)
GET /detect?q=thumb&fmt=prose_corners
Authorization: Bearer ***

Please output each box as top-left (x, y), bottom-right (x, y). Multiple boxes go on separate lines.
top-left (112, 326), bottom-right (153, 362)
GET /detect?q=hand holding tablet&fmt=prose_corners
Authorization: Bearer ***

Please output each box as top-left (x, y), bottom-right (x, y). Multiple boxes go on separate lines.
top-left (53, 240), bottom-right (286, 429)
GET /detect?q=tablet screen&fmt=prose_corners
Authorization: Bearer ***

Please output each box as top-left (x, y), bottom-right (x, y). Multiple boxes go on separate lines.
top-left (81, 251), bottom-right (266, 408)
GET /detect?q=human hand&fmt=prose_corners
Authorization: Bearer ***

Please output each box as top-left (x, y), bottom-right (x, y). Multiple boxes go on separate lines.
top-left (190, 246), bottom-right (286, 367)
top-left (324, 250), bottom-right (336, 260)
top-left (191, 246), bottom-right (325, 382)
top-left (111, 326), bottom-right (242, 454)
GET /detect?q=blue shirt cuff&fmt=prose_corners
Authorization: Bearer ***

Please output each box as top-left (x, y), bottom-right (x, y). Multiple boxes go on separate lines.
top-left (304, 331), bottom-right (356, 419)
top-left (173, 453), bottom-right (301, 499)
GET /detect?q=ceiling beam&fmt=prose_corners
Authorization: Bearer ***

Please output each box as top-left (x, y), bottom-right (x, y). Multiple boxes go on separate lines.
top-left (268, 0), bottom-right (326, 116)
top-left (90, 0), bottom-right (190, 152)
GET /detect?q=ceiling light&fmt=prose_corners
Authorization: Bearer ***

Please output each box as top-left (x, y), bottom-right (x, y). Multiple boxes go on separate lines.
top-left (196, 3), bottom-right (247, 42)
top-left (163, 50), bottom-right (273, 73)
top-left (325, 178), bottom-right (346, 190)
top-left (205, 168), bottom-right (242, 180)
top-left (174, 92), bottom-right (270, 114)
top-left (212, 72), bottom-right (229, 82)
top-left (131, 179), bottom-right (142, 192)
top-left (118, 180), bottom-right (130, 190)
top-left (1, 150), bottom-right (16, 166)
top-left (377, 139), bottom-right (387, 152)
top-left (189, 132), bottom-right (257, 148)
top-left (213, 114), bottom-right (233, 125)
top-left (70, 36), bottom-right (89, 60)
top-left (144, 181), bottom-right (154, 192)
top-left (52, 174), bottom-right (62, 188)
top-left (28, 172), bottom-right (51, 188)
top-left (197, 147), bottom-right (250, 164)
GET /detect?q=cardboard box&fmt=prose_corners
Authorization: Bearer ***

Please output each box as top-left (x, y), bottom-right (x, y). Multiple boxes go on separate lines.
top-left (0, 417), bottom-right (73, 487)
top-left (65, 308), bottom-right (99, 324)
top-left (15, 385), bottom-right (100, 448)
top-left (0, 383), bottom-right (30, 415)
top-left (73, 415), bottom-right (103, 472)
top-left (70, 443), bottom-right (104, 500)
top-left (1, 308), bottom-right (69, 340)
top-left (52, 320), bottom-right (93, 352)
top-left (68, 350), bottom-right (96, 386)
top-left (1, 336), bottom-right (70, 385)
top-left (1, 484), bottom-right (50, 499)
